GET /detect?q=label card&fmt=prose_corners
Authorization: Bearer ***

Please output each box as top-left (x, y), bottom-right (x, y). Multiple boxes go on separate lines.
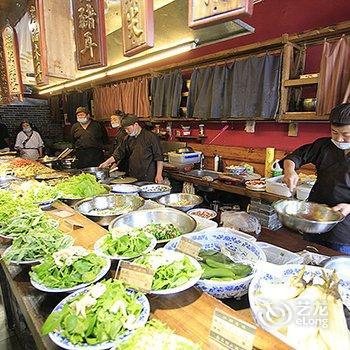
top-left (209, 308), bottom-right (256, 350)
top-left (51, 210), bottom-right (74, 218)
top-left (115, 261), bottom-right (154, 293)
top-left (175, 236), bottom-right (202, 259)
top-left (63, 218), bottom-right (84, 230)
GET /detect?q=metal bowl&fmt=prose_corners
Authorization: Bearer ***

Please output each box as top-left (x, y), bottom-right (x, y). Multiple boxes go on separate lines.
top-left (273, 199), bottom-right (344, 234)
top-left (60, 158), bottom-right (75, 169)
top-left (0, 175), bottom-right (17, 189)
top-left (75, 194), bottom-right (144, 226)
top-left (110, 184), bottom-right (139, 195)
top-left (82, 167), bottom-right (110, 181)
top-left (157, 193), bottom-right (203, 212)
top-left (60, 185), bottom-right (110, 207)
top-left (139, 184), bottom-right (171, 199)
top-left (320, 256), bottom-right (350, 280)
top-left (109, 208), bottom-right (197, 236)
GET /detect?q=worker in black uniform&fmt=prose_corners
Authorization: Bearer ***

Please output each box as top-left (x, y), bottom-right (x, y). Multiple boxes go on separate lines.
top-left (100, 114), bottom-right (163, 183)
top-left (282, 103), bottom-right (350, 253)
top-left (71, 107), bottom-right (108, 168)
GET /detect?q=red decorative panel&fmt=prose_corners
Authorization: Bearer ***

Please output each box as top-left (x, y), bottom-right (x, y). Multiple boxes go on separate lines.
top-left (72, 0), bottom-right (107, 70)
top-left (121, 0), bottom-right (154, 57)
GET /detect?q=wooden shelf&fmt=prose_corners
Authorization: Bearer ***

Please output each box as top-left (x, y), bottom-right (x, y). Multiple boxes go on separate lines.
top-left (174, 135), bottom-right (207, 143)
top-left (280, 112), bottom-right (329, 122)
top-left (284, 76), bottom-right (318, 87)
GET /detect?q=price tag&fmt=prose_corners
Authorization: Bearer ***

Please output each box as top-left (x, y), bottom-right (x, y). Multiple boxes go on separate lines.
top-left (175, 236), bottom-right (202, 259)
top-left (115, 261), bottom-right (154, 293)
top-left (209, 308), bottom-right (256, 350)
top-left (63, 218), bottom-right (84, 230)
top-left (51, 210), bottom-right (74, 218)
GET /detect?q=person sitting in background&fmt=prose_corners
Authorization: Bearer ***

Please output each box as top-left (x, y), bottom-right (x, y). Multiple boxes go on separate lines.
top-left (282, 103), bottom-right (350, 253)
top-left (0, 118), bottom-right (10, 152)
top-left (14, 120), bottom-right (43, 160)
top-left (71, 106), bottom-right (108, 168)
top-left (100, 114), bottom-right (164, 183)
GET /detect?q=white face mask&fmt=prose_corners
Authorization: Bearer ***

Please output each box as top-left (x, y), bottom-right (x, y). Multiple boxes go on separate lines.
top-left (111, 123), bottom-right (120, 129)
top-left (78, 117), bottom-right (89, 125)
top-left (23, 127), bottom-right (32, 133)
top-left (331, 139), bottom-right (350, 150)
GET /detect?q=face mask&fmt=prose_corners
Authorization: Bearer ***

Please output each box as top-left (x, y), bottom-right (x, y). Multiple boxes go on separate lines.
top-left (111, 123), bottom-right (120, 129)
top-left (78, 118), bottom-right (88, 125)
top-left (331, 139), bottom-right (350, 150)
top-left (23, 127), bottom-right (32, 133)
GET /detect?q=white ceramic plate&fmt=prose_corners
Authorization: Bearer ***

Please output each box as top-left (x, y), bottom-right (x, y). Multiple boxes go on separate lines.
top-left (48, 287), bottom-right (150, 350)
top-left (30, 257), bottom-right (111, 293)
top-left (187, 208), bottom-right (217, 220)
top-left (94, 234), bottom-right (157, 260)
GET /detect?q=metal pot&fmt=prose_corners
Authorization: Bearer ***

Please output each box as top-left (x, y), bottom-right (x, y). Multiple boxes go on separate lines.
top-left (301, 98), bottom-right (317, 112)
top-left (82, 167), bottom-right (110, 181)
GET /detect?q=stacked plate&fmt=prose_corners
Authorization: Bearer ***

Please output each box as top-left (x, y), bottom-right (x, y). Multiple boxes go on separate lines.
top-left (245, 179), bottom-right (266, 192)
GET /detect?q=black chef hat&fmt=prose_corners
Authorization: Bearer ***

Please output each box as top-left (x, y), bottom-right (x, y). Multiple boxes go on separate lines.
top-left (76, 106), bottom-right (90, 115)
top-left (330, 103), bottom-right (350, 125)
top-left (121, 114), bottom-right (138, 128)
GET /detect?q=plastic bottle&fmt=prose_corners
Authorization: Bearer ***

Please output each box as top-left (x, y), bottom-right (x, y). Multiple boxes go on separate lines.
top-left (214, 154), bottom-right (220, 172)
top-left (272, 160), bottom-right (283, 177)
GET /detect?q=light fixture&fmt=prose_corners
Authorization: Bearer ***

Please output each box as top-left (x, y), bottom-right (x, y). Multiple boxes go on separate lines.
top-left (38, 40), bottom-right (194, 95)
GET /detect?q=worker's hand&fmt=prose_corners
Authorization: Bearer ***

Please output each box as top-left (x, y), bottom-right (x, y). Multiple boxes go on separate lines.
top-left (332, 203), bottom-right (350, 217)
top-left (283, 169), bottom-right (299, 192)
top-left (99, 159), bottom-right (113, 168)
top-left (154, 174), bottom-right (163, 184)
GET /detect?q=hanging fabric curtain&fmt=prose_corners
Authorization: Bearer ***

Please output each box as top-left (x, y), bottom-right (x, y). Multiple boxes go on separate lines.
top-left (186, 65), bottom-right (226, 119)
top-left (65, 90), bottom-right (92, 123)
top-left (93, 77), bottom-right (150, 119)
top-left (316, 36), bottom-right (350, 116)
top-left (151, 70), bottom-right (183, 117)
top-left (224, 54), bottom-right (281, 118)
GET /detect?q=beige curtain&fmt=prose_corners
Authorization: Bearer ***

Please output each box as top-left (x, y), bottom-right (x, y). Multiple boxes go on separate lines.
top-left (316, 36), bottom-right (350, 116)
top-left (93, 77), bottom-right (150, 119)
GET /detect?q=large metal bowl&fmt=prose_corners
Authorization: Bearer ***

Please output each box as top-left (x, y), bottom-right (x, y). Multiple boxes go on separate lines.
top-left (273, 199), bottom-right (344, 234)
top-left (109, 208), bottom-right (197, 236)
top-left (75, 194), bottom-right (144, 226)
top-left (157, 193), bottom-right (203, 212)
top-left (82, 167), bottom-right (110, 181)
top-left (139, 184), bottom-right (171, 199)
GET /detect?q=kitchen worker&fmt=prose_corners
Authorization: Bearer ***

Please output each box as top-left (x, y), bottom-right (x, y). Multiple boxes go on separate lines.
top-left (282, 103), bottom-right (350, 253)
top-left (100, 114), bottom-right (164, 183)
top-left (14, 120), bottom-right (44, 160)
top-left (71, 106), bottom-right (108, 169)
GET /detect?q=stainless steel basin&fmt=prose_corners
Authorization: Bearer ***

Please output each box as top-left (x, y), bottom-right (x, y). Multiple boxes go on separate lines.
top-left (186, 169), bottom-right (220, 180)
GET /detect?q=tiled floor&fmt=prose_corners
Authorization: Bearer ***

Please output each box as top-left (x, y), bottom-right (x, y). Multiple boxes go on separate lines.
top-left (0, 291), bottom-right (20, 350)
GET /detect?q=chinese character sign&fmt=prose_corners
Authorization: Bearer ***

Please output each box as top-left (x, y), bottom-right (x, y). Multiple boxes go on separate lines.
top-left (121, 0), bottom-right (154, 57)
top-left (72, 0), bottom-right (107, 70)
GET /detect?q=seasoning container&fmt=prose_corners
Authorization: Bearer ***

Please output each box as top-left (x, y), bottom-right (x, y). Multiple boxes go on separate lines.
top-left (272, 160), bottom-right (283, 177)
top-left (214, 154), bottom-right (220, 172)
top-left (199, 124), bottom-right (205, 136)
top-left (265, 147), bottom-right (275, 178)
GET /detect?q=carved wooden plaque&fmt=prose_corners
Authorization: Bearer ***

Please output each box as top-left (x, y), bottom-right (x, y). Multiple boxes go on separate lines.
top-left (121, 0), bottom-right (154, 57)
top-left (188, 0), bottom-right (254, 29)
top-left (1, 25), bottom-right (23, 99)
top-left (0, 40), bottom-right (10, 104)
top-left (28, 0), bottom-right (48, 85)
top-left (72, 0), bottom-right (107, 70)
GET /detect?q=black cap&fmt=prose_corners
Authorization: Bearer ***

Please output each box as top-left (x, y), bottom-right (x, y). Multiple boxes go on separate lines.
top-left (329, 103), bottom-right (350, 125)
top-left (121, 114), bottom-right (138, 128)
top-left (76, 106), bottom-right (90, 115)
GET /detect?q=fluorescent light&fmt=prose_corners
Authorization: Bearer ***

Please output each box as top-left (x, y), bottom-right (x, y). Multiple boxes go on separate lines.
top-left (39, 40), bottom-right (194, 95)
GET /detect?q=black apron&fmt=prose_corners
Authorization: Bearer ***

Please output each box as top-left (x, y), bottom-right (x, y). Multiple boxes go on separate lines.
top-left (75, 148), bottom-right (104, 169)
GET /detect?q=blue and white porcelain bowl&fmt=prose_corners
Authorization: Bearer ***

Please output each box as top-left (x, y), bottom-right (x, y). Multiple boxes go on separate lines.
top-left (248, 263), bottom-right (350, 348)
top-left (164, 227), bottom-right (266, 299)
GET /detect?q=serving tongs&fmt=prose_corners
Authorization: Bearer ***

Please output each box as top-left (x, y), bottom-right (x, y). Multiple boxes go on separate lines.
top-left (57, 148), bottom-right (74, 160)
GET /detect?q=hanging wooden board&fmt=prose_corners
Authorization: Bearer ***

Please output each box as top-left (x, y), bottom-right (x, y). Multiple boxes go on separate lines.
top-left (188, 0), bottom-right (254, 29)
top-left (1, 25), bottom-right (23, 100)
top-left (121, 0), bottom-right (154, 57)
top-left (0, 39), bottom-right (10, 104)
top-left (28, 0), bottom-right (48, 86)
top-left (72, 0), bottom-right (107, 70)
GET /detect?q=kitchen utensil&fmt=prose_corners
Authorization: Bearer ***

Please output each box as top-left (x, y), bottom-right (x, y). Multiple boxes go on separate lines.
top-left (139, 184), bottom-right (171, 199)
top-left (82, 167), bottom-right (110, 181)
top-left (110, 184), bottom-right (139, 195)
top-left (109, 177), bottom-right (137, 184)
top-left (157, 193), bottom-right (203, 212)
top-left (57, 148), bottom-right (73, 160)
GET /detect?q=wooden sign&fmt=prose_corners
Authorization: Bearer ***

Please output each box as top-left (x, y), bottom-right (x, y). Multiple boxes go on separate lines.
top-left (72, 0), bottom-right (107, 70)
top-left (188, 0), bottom-right (254, 29)
top-left (115, 260), bottom-right (154, 292)
top-left (175, 236), bottom-right (202, 259)
top-left (1, 25), bottom-right (23, 100)
top-left (0, 40), bottom-right (10, 104)
top-left (209, 308), bottom-right (256, 350)
top-left (28, 0), bottom-right (48, 85)
top-left (121, 0), bottom-right (154, 57)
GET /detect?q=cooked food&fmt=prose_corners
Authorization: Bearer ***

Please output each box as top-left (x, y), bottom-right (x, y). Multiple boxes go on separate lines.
top-left (0, 158), bottom-right (55, 178)
top-left (189, 209), bottom-right (216, 219)
top-left (170, 199), bottom-right (192, 206)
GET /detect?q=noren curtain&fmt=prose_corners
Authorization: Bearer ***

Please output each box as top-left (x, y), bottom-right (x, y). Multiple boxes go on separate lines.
top-left (93, 77), bottom-right (150, 119)
top-left (150, 70), bottom-right (183, 117)
top-left (186, 54), bottom-right (281, 119)
top-left (316, 36), bottom-right (350, 116)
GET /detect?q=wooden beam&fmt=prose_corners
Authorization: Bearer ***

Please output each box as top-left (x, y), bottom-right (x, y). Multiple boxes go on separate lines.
top-left (284, 77), bottom-right (318, 87)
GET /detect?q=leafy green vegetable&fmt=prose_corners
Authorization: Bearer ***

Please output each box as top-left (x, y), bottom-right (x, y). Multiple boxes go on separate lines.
top-left (116, 319), bottom-right (202, 350)
top-left (55, 174), bottom-right (108, 198)
top-left (100, 227), bottom-right (152, 258)
top-left (199, 250), bottom-right (252, 281)
top-left (30, 247), bottom-right (107, 288)
top-left (141, 223), bottom-right (181, 241)
top-left (21, 181), bottom-right (59, 203)
top-left (134, 249), bottom-right (201, 290)
top-left (3, 228), bottom-right (74, 262)
top-left (41, 279), bottom-right (144, 346)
